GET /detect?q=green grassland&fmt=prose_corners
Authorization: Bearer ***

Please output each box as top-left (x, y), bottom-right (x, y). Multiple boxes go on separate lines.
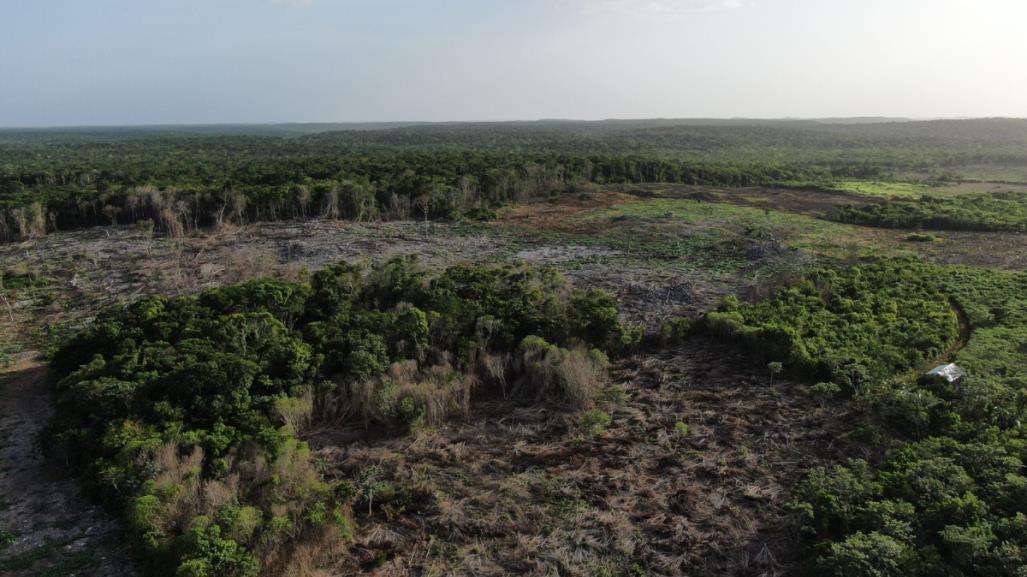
top-left (497, 198), bottom-right (891, 281)
top-left (827, 180), bottom-right (929, 199)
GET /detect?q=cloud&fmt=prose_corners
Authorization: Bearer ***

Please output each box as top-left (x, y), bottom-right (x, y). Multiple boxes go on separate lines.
top-left (272, 0), bottom-right (314, 7)
top-left (575, 0), bottom-right (753, 15)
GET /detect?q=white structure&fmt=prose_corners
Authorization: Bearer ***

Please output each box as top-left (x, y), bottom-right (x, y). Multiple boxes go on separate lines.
top-left (925, 363), bottom-right (966, 384)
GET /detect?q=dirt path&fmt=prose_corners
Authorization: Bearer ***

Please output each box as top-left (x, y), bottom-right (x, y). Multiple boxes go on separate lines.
top-left (0, 355), bottom-right (136, 577)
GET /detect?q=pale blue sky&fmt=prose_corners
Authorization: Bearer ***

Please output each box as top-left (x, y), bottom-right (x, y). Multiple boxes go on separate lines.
top-left (1, 0), bottom-right (1025, 126)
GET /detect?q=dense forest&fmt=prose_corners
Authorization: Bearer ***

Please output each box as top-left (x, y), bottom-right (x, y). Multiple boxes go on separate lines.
top-left (3, 119), bottom-right (1027, 241)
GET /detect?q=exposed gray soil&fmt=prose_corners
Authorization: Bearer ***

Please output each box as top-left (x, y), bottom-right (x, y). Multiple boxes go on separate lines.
top-left (0, 355), bottom-right (137, 577)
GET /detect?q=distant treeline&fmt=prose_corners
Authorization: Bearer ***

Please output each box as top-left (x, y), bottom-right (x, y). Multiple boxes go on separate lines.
top-left (0, 148), bottom-right (823, 240)
top-left (3, 118), bottom-right (1027, 240)
top-left (829, 192), bottom-right (1027, 232)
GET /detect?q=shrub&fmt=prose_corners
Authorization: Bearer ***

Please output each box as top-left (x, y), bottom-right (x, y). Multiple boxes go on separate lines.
top-left (581, 409), bottom-right (612, 435)
top-left (674, 422), bottom-right (690, 438)
top-left (658, 317), bottom-right (692, 345)
top-left (350, 360), bottom-right (474, 433)
top-left (273, 394), bottom-right (313, 434)
top-left (814, 531), bottom-right (911, 577)
top-left (829, 193), bottom-right (1027, 233)
top-left (700, 260), bottom-right (960, 383)
top-left (811, 382), bottom-right (842, 403)
top-left (514, 337), bottom-right (608, 408)
top-left (904, 232), bottom-right (939, 242)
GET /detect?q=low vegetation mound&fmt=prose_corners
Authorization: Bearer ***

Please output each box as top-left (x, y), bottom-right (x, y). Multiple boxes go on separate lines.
top-left (46, 258), bottom-right (638, 576)
top-left (828, 192), bottom-right (1027, 232)
top-left (701, 260), bottom-right (960, 385)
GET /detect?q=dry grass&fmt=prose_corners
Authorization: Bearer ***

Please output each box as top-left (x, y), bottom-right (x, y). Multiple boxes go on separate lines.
top-left (310, 340), bottom-right (856, 577)
top-left (346, 360), bottom-right (475, 433)
top-left (514, 339), bottom-right (607, 409)
top-left (276, 393), bottom-right (315, 434)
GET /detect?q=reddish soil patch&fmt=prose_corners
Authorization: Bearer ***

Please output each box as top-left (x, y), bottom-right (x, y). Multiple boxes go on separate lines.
top-left (310, 340), bottom-right (855, 577)
top-left (615, 184), bottom-right (878, 217)
top-left (496, 191), bottom-right (636, 232)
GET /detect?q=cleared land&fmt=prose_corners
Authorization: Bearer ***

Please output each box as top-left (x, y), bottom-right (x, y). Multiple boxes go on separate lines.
top-left (1, 183), bottom-right (1026, 576)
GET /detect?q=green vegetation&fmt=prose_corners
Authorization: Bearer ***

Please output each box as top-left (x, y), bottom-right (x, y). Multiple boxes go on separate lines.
top-left (827, 180), bottom-right (928, 199)
top-left (46, 258), bottom-right (636, 576)
top-left (701, 260), bottom-right (959, 384)
top-left (4, 118), bottom-right (1027, 240)
top-left (711, 259), bottom-right (1027, 576)
top-left (830, 192), bottom-right (1027, 232)
top-left (557, 197), bottom-right (880, 273)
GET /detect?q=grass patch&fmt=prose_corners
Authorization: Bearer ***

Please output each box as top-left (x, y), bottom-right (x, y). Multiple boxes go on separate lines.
top-left (562, 198), bottom-right (889, 272)
top-left (828, 180), bottom-right (928, 199)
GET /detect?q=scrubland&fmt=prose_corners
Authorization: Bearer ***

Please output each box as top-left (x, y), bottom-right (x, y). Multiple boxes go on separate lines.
top-left (2, 120), bottom-right (1027, 576)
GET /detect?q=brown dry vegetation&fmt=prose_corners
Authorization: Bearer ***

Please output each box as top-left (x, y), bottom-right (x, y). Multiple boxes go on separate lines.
top-left (308, 341), bottom-right (855, 577)
top-left (496, 190), bottom-right (637, 233)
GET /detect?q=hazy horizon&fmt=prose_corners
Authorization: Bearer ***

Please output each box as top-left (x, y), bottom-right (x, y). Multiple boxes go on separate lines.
top-left (5, 116), bottom-right (1022, 132)
top-left (3, 0), bottom-right (1026, 127)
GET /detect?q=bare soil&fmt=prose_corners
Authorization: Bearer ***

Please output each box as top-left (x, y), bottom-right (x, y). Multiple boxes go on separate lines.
top-left (0, 356), bottom-right (137, 577)
top-left (310, 340), bottom-right (856, 577)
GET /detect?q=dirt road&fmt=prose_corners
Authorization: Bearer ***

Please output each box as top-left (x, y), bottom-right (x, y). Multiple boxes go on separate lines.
top-left (0, 355), bottom-right (136, 577)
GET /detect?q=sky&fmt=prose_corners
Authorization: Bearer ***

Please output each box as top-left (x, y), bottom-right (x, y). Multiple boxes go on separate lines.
top-left (1, 0), bottom-right (1026, 126)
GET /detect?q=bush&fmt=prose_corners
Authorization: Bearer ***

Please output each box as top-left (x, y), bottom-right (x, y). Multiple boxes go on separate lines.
top-left (580, 409), bottom-right (612, 435)
top-left (674, 422), bottom-right (690, 438)
top-left (829, 193), bottom-right (1027, 233)
top-left (904, 232), bottom-right (939, 242)
top-left (659, 317), bottom-right (692, 345)
top-left (48, 258), bottom-right (634, 575)
top-left (814, 531), bottom-right (911, 577)
top-left (811, 382), bottom-right (842, 403)
top-left (350, 360), bottom-right (473, 433)
top-left (699, 260), bottom-right (960, 383)
top-left (514, 336), bottom-right (608, 409)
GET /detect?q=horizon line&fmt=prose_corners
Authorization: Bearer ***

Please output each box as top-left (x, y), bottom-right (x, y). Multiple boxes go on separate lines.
top-left (5, 115), bottom-right (1027, 131)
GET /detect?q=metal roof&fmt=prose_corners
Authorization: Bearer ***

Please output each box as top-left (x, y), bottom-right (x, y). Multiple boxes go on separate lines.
top-left (926, 363), bottom-right (966, 383)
